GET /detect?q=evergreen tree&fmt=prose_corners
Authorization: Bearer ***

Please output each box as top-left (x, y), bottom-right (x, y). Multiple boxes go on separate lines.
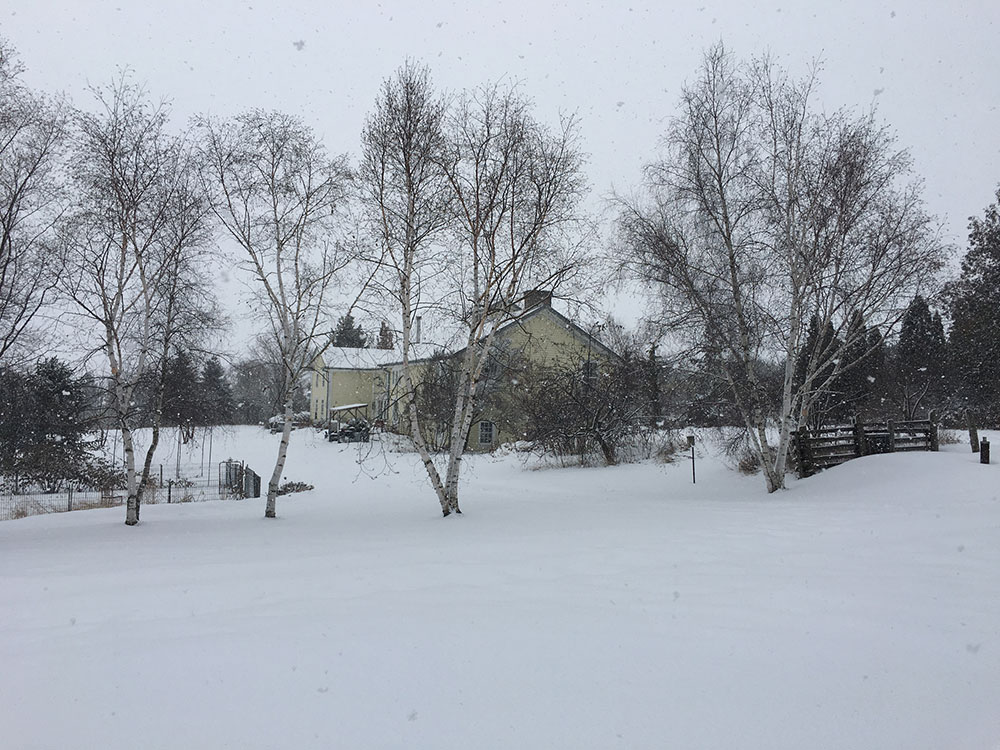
top-left (231, 357), bottom-right (289, 425)
top-left (0, 359), bottom-right (105, 490)
top-left (0, 366), bottom-right (30, 480)
top-left (376, 320), bottom-right (395, 350)
top-left (931, 310), bottom-right (948, 405)
top-left (946, 186), bottom-right (1000, 423)
top-left (22, 359), bottom-right (95, 489)
top-left (161, 350), bottom-right (201, 439)
top-left (895, 295), bottom-right (947, 419)
top-left (862, 328), bottom-right (890, 416)
top-left (199, 357), bottom-right (235, 426)
top-left (231, 358), bottom-right (274, 425)
top-left (794, 316), bottom-right (841, 427)
top-left (332, 313), bottom-right (368, 348)
top-left (827, 312), bottom-right (882, 421)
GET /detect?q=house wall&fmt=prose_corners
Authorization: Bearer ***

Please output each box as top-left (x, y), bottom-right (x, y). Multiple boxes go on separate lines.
top-left (382, 360), bottom-right (434, 427)
top-left (327, 369), bottom-right (381, 416)
top-left (310, 365), bottom-right (328, 424)
top-left (464, 309), bottom-right (614, 451)
top-left (470, 418), bottom-right (500, 450)
top-left (309, 356), bottom-right (383, 425)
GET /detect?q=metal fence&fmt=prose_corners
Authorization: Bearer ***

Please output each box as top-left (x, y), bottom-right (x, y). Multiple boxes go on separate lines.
top-left (1, 460), bottom-right (260, 522)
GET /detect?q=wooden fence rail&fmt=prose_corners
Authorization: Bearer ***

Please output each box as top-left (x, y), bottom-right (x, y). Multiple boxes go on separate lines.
top-left (792, 419), bottom-right (938, 478)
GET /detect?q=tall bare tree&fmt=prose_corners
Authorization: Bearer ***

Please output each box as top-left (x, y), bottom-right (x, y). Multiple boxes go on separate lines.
top-left (63, 75), bottom-right (191, 524)
top-left (361, 68), bottom-right (589, 516)
top-left (359, 63), bottom-right (455, 512)
top-left (197, 110), bottom-right (352, 518)
top-left (619, 44), bottom-right (945, 491)
top-left (136, 153), bottom-right (219, 500)
top-left (432, 84), bottom-right (588, 514)
top-left (0, 40), bottom-right (69, 365)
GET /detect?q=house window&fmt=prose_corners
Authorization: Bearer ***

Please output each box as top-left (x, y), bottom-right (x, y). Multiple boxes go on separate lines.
top-left (479, 421), bottom-right (495, 445)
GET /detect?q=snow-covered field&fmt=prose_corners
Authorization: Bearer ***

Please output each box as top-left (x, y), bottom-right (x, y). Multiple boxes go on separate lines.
top-left (1, 427), bottom-right (998, 750)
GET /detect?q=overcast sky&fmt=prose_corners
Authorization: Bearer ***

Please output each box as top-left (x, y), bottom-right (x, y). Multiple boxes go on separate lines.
top-left (4, 0), bottom-right (998, 332)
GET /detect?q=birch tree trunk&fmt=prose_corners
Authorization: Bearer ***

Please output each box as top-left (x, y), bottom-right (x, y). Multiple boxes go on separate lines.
top-left (440, 324), bottom-right (503, 515)
top-left (122, 424), bottom-right (140, 525)
top-left (399, 280), bottom-right (450, 516)
top-left (441, 352), bottom-right (477, 516)
top-left (138, 349), bottom-right (169, 511)
top-left (265, 397), bottom-right (294, 518)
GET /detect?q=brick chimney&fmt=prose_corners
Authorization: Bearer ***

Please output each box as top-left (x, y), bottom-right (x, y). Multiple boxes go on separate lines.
top-left (521, 289), bottom-right (552, 311)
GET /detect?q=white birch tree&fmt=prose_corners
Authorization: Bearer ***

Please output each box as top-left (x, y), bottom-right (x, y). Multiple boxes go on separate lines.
top-left (361, 67), bottom-right (588, 516)
top-left (136, 157), bottom-right (219, 500)
top-left (197, 110), bottom-right (352, 518)
top-left (433, 84), bottom-right (587, 514)
top-left (359, 63), bottom-right (455, 514)
top-left (619, 44), bottom-right (945, 492)
top-left (63, 76), bottom-right (189, 524)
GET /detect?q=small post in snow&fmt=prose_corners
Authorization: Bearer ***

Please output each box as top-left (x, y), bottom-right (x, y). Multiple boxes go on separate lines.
top-left (687, 434), bottom-right (696, 484)
top-left (981, 438), bottom-right (990, 465)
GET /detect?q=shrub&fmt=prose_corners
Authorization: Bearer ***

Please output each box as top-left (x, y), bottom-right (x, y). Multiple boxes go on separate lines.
top-left (277, 481), bottom-right (313, 496)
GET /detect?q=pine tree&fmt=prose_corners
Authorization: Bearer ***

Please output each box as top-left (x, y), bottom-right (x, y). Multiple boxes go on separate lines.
top-left (376, 320), bottom-right (395, 350)
top-left (930, 311), bottom-right (949, 408)
top-left (332, 313), bottom-right (368, 348)
top-left (231, 358), bottom-right (277, 425)
top-left (946, 186), bottom-right (1000, 423)
top-left (895, 295), bottom-right (948, 419)
top-left (794, 316), bottom-right (841, 427)
top-left (0, 366), bottom-right (30, 481)
top-left (829, 312), bottom-right (881, 421)
top-left (862, 328), bottom-right (890, 416)
top-left (0, 359), bottom-right (100, 490)
top-left (199, 357), bottom-right (235, 426)
top-left (23, 359), bottom-right (95, 489)
top-left (161, 350), bottom-right (201, 439)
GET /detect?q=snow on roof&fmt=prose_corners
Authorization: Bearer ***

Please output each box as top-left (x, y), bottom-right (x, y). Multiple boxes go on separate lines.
top-left (329, 403), bottom-right (368, 412)
top-left (321, 346), bottom-right (401, 370)
top-left (321, 342), bottom-right (447, 371)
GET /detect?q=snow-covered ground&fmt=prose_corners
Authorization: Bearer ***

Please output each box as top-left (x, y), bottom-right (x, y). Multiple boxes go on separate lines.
top-left (1, 427), bottom-right (998, 750)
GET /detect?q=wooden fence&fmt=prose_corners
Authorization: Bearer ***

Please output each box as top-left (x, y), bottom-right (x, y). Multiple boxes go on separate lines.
top-left (791, 419), bottom-right (938, 478)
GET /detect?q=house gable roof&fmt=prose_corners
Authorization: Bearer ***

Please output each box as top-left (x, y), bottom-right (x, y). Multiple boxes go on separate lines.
top-left (319, 303), bottom-right (618, 372)
top-left (488, 303), bottom-right (620, 362)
